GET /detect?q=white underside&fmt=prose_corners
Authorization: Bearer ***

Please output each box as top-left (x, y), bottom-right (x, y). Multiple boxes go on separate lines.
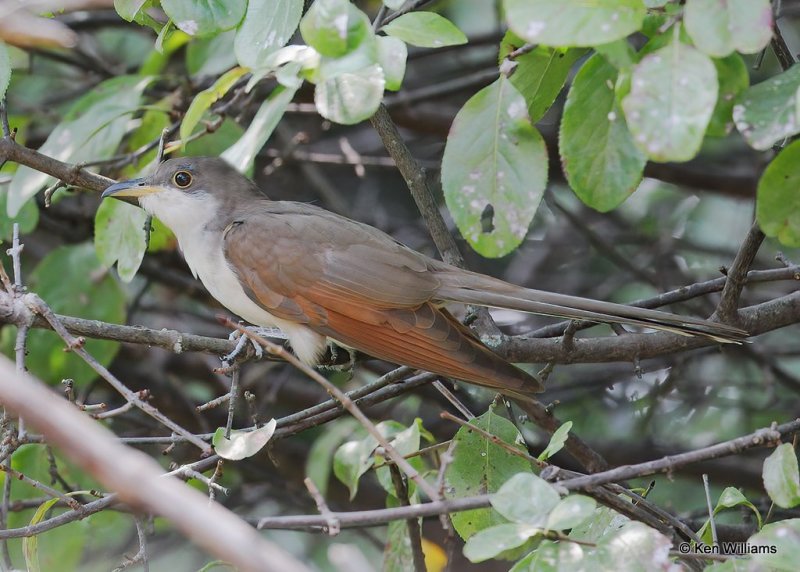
top-left (140, 191), bottom-right (328, 364)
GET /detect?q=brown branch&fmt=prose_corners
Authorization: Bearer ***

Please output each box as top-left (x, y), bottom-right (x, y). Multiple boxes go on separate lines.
top-left (0, 356), bottom-right (311, 572)
top-left (498, 290), bottom-right (800, 364)
top-left (369, 104), bottom-right (464, 268)
top-left (0, 136), bottom-right (113, 192)
top-left (256, 418), bottom-right (800, 531)
top-left (25, 294), bottom-right (212, 453)
top-left (716, 223), bottom-right (765, 323)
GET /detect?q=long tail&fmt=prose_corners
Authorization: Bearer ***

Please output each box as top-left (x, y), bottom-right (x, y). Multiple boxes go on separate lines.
top-left (435, 268), bottom-right (748, 343)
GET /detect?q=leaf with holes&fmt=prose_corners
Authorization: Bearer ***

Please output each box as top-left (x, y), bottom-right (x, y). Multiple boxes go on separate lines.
top-left (622, 40), bottom-right (717, 162)
top-left (561, 54), bottom-right (645, 212)
top-left (733, 65), bottom-right (800, 151)
top-left (504, 0), bottom-right (646, 47)
top-left (442, 76), bottom-right (547, 258)
top-left (684, 0), bottom-right (772, 58)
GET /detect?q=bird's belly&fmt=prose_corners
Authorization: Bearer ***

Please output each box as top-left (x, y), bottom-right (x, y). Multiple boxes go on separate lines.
top-left (182, 239), bottom-right (327, 364)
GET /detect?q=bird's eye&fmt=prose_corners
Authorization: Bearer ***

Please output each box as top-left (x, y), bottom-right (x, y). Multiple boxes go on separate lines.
top-left (173, 171), bottom-right (192, 188)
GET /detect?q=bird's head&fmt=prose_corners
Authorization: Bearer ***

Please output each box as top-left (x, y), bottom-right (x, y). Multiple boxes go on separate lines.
top-left (102, 156), bottom-right (265, 232)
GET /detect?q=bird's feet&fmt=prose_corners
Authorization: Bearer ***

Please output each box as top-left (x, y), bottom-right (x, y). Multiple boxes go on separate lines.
top-left (222, 325), bottom-right (288, 365)
top-left (318, 341), bottom-right (357, 379)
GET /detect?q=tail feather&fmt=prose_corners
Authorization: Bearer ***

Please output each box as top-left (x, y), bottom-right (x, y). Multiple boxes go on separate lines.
top-left (436, 269), bottom-right (748, 343)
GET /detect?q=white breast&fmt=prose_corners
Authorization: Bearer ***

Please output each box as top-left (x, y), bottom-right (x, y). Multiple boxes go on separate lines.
top-left (140, 191), bottom-right (328, 364)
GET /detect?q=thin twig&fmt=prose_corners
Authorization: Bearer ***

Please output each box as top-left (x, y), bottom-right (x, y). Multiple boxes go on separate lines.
top-left (303, 477), bottom-right (339, 536)
top-left (702, 474), bottom-right (718, 546)
top-left (26, 294), bottom-right (211, 454)
top-left (223, 318), bottom-right (440, 501)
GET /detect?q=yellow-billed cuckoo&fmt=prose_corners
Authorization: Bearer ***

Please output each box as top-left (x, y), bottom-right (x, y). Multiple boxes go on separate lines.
top-left (102, 157), bottom-right (747, 396)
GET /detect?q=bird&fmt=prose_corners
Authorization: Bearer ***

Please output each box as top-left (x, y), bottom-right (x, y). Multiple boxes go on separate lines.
top-left (102, 156), bottom-right (748, 397)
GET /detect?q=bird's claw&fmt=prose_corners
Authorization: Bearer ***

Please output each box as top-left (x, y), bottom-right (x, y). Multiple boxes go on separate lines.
top-left (319, 341), bottom-right (356, 378)
top-left (223, 326), bottom-right (288, 364)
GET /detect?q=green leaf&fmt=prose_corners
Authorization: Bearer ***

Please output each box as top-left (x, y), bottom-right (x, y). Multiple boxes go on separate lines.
top-left (2, 243), bottom-right (126, 384)
top-left (499, 32), bottom-right (587, 122)
top-left (332, 420), bottom-right (409, 500)
top-left (442, 76), bottom-right (547, 258)
top-left (733, 65), bottom-right (800, 151)
top-left (538, 421), bottom-right (573, 462)
top-left (546, 495), bottom-right (596, 530)
top-left (221, 85), bottom-right (297, 172)
top-left (333, 438), bottom-right (375, 499)
top-left (510, 540), bottom-right (590, 572)
top-left (698, 486), bottom-right (763, 543)
top-left (94, 199), bottom-right (148, 282)
top-left (569, 504), bottom-right (628, 542)
top-left (622, 40), bottom-right (717, 162)
top-left (594, 39), bottom-right (635, 70)
top-left (180, 66), bottom-right (247, 146)
top-left (212, 419), bottom-right (277, 460)
top-left (381, 12), bottom-right (467, 48)
top-left (0, 41), bottom-right (10, 100)
top-left (114, 0), bottom-right (149, 21)
top-left (684, 0), bottom-right (772, 57)
top-left (186, 29), bottom-right (237, 76)
top-left (464, 523), bottom-right (539, 563)
top-left (0, 188), bottom-right (39, 241)
top-left (306, 418), bottom-right (360, 496)
top-left (763, 443), bottom-right (800, 508)
top-left (561, 54), bottom-right (645, 212)
top-left (756, 139), bottom-right (800, 247)
top-left (377, 36), bottom-right (407, 91)
top-left (717, 487), bottom-right (762, 529)
top-left (161, 0), bottom-right (247, 36)
top-left (491, 472), bottom-right (560, 525)
top-left (504, 0), bottom-right (646, 47)
top-left (747, 519), bottom-right (800, 570)
top-left (234, 0), bottom-right (302, 68)
top-left (596, 521), bottom-right (672, 570)
top-left (445, 408), bottom-right (533, 540)
top-left (376, 419), bottom-right (423, 496)
top-left (300, 0), bottom-right (370, 58)
top-left (314, 63), bottom-right (384, 125)
top-left (706, 53), bottom-right (749, 137)
top-left (24, 497), bottom-right (61, 572)
top-left (383, 495), bottom-right (417, 572)
top-left (8, 75), bottom-right (150, 216)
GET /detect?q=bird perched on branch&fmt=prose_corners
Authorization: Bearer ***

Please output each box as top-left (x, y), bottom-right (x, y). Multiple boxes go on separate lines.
top-left (103, 157), bottom-right (747, 397)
